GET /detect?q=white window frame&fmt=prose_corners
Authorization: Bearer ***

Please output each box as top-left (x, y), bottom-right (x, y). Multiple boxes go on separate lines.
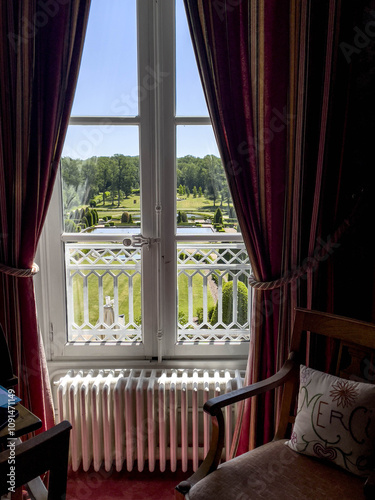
top-left (35, 0), bottom-right (250, 367)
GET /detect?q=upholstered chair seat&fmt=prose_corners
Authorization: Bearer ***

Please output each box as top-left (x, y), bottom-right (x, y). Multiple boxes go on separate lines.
top-left (187, 440), bottom-right (366, 500)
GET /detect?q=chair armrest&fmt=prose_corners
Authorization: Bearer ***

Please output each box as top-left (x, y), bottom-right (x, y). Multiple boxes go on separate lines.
top-left (175, 356), bottom-right (299, 498)
top-left (204, 355), bottom-right (298, 416)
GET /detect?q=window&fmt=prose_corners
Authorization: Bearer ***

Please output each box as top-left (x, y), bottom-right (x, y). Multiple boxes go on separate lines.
top-left (37, 0), bottom-right (251, 363)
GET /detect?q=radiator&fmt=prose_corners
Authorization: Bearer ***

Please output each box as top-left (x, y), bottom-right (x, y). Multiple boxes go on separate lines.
top-left (56, 368), bottom-right (244, 473)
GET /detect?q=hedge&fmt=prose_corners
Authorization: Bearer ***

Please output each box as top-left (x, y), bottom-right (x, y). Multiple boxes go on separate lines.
top-left (210, 281), bottom-right (248, 326)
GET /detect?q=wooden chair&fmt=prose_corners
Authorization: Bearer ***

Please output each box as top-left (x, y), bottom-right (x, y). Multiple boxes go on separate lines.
top-left (176, 308), bottom-right (375, 499)
top-left (0, 420), bottom-right (72, 500)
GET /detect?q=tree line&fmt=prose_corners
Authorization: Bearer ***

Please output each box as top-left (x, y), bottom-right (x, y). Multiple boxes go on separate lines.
top-left (62, 154), bottom-right (140, 213)
top-left (61, 153), bottom-right (231, 213)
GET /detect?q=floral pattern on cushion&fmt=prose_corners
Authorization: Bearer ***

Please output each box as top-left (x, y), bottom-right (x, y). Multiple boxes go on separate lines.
top-left (286, 365), bottom-right (375, 476)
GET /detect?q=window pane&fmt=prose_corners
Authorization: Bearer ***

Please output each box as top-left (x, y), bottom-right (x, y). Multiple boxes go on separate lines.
top-left (62, 125), bottom-right (139, 160)
top-left (176, 126), bottom-right (247, 343)
top-left (66, 242), bottom-right (142, 342)
top-left (71, 0), bottom-right (138, 116)
top-left (61, 125), bottom-right (140, 231)
top-left (176, 0), bottom-right (209, 116)
top-left (176, 125), bottom-right (240, 233)
top-left (61, 126), bottom-right (142, 342)
top-left (177, 244), bottom-right (251, 343)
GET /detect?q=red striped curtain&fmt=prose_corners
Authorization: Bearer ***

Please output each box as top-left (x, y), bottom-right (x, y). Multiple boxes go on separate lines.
top-left (184, 0), bottom-right (375, 451)
top-left (0, 0), bottom-right (90, 431)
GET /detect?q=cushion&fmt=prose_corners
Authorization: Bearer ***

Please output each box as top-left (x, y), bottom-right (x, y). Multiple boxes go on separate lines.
top-left (286, 365), bottom-right (375, 476)
top-left (187, 440), bottom-right (366, 500)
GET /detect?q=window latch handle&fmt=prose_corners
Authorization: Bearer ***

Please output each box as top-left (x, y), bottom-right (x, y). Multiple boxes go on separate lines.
top-left (123, 234), bottom-right (159, 250)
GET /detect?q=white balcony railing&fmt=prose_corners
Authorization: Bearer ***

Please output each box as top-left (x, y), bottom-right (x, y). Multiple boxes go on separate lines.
top-left (177, 243), bottom-right (251, 342)
top-left (64, 239), bottom-right (251, 343)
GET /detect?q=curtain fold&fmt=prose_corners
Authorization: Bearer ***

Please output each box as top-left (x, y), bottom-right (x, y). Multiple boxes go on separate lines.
top-left (184, 0), bottom-right (374, 451)
top-left (0, 0), bottom-right (90, 431)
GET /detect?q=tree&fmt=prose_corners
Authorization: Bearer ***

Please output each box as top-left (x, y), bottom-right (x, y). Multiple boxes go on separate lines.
top-left (213, 207), bottom-right (223, 225)
top-left (229, 206), bottom-right (236, 219)
top-left (97, 156), bottom-right (113, 205)
top-left (61, 157), bottom-right (82, 190)
top-left (81, 157), bottom-right (99, 201)
top-left (204, 155), bottom-right (224, 208)
top-left (177, 211), bottom-right (188, 223)
top-left (221, 184), bottom-right (232, 212)
top-left (113, 154), bottom-right (137, 204)
top-left (193, 186), bottom-right (197, 198)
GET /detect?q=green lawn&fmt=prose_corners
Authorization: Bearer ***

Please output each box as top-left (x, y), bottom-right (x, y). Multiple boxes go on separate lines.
top-left (72, 265), bottom-right (216, 329)
top-left (70, 191), bottom-right (234, 329)
top-left (72, 266), bottom-right (142, 327)
top-left (92, 192), bottom-right (233, 222)
top-left (178, 272), bottom-right (215, 324)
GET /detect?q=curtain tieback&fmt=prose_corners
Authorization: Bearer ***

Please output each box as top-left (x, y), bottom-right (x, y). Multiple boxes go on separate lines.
top-left (0, 262), bottom-right (40, 277)
top-left (249, 218), bottom-right (351, 290)
top-left (248, 264), bottom-right (313, 290)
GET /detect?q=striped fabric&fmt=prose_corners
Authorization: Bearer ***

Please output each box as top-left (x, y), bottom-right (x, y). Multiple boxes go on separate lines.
top-left (184, 0), bottom-right (374, 453)
top-left (0, 0), bottom-right (90, 431)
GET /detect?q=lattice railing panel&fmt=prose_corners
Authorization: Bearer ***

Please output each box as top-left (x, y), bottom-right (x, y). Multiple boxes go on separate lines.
top-left (177, 243), bottom-right (251, 342)
top-left (65, 241), bottom-right (251, 343)
top-left (66, 243), bottom-right (142, 342)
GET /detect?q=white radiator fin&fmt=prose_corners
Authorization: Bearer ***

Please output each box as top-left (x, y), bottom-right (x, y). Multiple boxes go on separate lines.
top-left (56, 368), bottom-right (244, 472)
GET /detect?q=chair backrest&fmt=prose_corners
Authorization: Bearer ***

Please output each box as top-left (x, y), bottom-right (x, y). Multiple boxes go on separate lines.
top-left (0, 323), bottom-right (18, 388)
top-left (275, 308), bottom-right (375, 440)
top-left (0, 420), bottom-right (72, 500)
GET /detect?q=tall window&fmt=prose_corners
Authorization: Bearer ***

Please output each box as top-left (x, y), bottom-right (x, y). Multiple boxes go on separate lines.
top-left (39, 0), bottom-right (251, 362)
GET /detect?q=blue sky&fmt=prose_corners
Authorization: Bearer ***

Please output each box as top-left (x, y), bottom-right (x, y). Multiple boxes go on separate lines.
top-left (63, 0), bottom-right (219, 159)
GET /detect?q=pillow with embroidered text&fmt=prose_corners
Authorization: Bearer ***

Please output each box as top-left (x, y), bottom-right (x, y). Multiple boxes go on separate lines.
top-left (286, 365), bottom-right (375, 476)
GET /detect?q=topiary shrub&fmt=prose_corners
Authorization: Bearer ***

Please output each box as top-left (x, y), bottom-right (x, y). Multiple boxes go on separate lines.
top-left (85, 211), bottom-right (93, 227)
top-left (121, 211), bottom-right (130, 223)
top-left (92, 209), bottom-right (99, 225)
top-left (213, 207), bottom-right (223, 225)
top-left (196, 307), bottom-right (203, 323)
top-left (211, 272), bottom-right (219, 286)
top-left (227, 271), bottom-right (248, 287)
top-left (64, 219), bottom-right (78, 232)
top-left (177, 211), bottom-right (188, 224)
top-left (89, 199), bottom-right (96, 207)
top-left (196, 306), bottom-right (215, 324)
top-left (210, 281), bottom-right (248, 326)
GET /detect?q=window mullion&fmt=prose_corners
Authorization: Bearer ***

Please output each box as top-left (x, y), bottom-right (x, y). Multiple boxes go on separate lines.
top-left (156, 0), bottom-right (176, 359)
top-left (137, 0), bottom-right (159, 357)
